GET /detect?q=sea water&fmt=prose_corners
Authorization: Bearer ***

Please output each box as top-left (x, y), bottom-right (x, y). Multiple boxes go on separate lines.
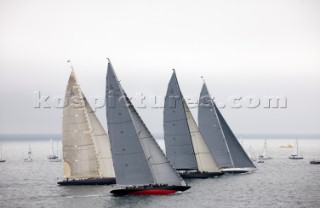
top-left (0, 136), bottom-right (319, 208)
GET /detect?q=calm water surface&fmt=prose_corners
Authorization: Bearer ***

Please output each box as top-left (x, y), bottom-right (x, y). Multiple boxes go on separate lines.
top-left (0, 137), bottom-right (319, 208)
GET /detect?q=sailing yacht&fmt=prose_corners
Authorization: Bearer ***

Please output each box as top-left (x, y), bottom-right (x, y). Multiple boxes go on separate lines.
top-left (24, 145), bottom-right (33, 162)
top-left (289, 139), bottom-right (303, 159)
top-left (198, 82), bottom-right (256, 174)
top-left (58, 65), bottom-right (116, 185)
top-left (49, 139), bottom-right (62, 162)
top-left (310, 159), bottom-right (320, 164)
top-left (47, 138), bottom-right (58, 160)
top-left (163, 70), bottom-right (223, 178)
top-left (106, 59), bottom-right (190, 195)
top-left (249, 145), bottom-right (257, 162)
top-left (0, 144), bottom-right (6, 162)
top-left (259, 140), bottom-right (272, 160)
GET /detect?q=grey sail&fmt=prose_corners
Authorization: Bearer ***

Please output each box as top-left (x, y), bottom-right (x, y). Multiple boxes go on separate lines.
top-left (163, 71), bottom-right (197, 170)
top-left (129, 97), bottom-right (184, 185)
top-left (63, 69), bottom-right (116, 179)
top-left (106, 63), bottom-right (154, 185)
top-left (198, 83), bottom-right (233, 168)
top-left (198, 83), bottom-right (255, 169)
top-left (106, 62), bottom-right (184, 186)
top-left (214, 104), bottom-right (256, 168)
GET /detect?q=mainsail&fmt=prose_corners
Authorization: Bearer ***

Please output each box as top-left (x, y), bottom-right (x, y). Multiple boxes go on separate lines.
top-left (198, 83), bottom-right (255, 169)
top-left (163, 71), bottom-right (197, 170)
top-left (106, 61), bottom-right (184, 186)
top-left (164, 71), bottom-right (220, 173)
top-left (62, 69), bottom-right (115, 179)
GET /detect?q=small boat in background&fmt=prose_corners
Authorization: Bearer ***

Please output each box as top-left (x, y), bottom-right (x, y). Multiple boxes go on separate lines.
top-left (0, 144), bottom-right (6, 162)
top-left (48, 139), bottom-right (62, 162)
top-left (289, 139), bottom-right (303, 160)
top-left (310, 159), bottom-right (320, 165)
top-left (259, 140), bottom-right (272, 160)
top-left (24, 145), bottom-right (33, 162)
top-left (249, 145), bottom-right (257, 162)
top-left (47, 138), bottom-right (58, 160)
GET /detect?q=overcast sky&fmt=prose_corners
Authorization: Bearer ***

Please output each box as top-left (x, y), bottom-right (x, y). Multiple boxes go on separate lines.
top-left (0, 0), bottom-right (319, 136)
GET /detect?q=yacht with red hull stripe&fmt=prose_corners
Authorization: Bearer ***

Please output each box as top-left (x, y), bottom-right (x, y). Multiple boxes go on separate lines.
top-left (111, 185), bottom-right (190, 196)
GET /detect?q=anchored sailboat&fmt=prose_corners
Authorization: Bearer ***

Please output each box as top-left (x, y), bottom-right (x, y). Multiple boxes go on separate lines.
top-left (198, 82), bottom-right (256, 173)
top-left (106, 60), bottom-right (190, 195)
top-left (49, 139), bottom-right (62, 162)
top-left (24, 144), bottom-right (33, 162)
top-left (0, 144), bottom-right (5, 162)
top-left (259, 140), bottom-right (272, 160)
top-left (58, 66), bottom-right (116, 185)
top-left (47, 138), bottom-right (58, 160)
top-left (164, 70), bottom-right (223, 178)
top-left (249, 145), bottom-right (257, 162)
top-left (289, 139), bottom-right (303, 159)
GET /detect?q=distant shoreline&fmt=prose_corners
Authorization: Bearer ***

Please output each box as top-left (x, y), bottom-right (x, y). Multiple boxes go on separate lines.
top-left (0, 133), bottom-right (319, 141)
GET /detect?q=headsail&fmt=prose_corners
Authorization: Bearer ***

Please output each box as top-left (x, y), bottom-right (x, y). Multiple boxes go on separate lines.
top-left (183, 100), bottom-right (221, 172)
top-left (163, 71), bottom-right (197, 170)
top-left (106, 61), bottom-right (184, 186)
top-left (62, 69), bottom-right (115, 179)
top-left (198, 83), bottom-right (255, 169)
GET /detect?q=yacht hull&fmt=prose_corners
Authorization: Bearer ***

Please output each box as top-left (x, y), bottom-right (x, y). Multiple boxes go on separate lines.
top-left (110, 185), bottom-right (190, 196)
top-left (181, 172), bottom-right (224, 179)
top-left (222, 168), bottom-right (256, 174)
top-left (57, 177), bottom-right (116, 186)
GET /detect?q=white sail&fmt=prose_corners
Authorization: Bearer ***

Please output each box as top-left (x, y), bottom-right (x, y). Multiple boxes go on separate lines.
top-left (183, 100), bottom-right (221, 173)
top-left (62, 69), bottom-right (115, 179)
top-left (85, 97), bottom-right (115, 177)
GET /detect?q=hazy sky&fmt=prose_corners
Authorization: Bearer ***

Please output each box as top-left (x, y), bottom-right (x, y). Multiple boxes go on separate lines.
top-left (0, 0), bottom-right (319, 135)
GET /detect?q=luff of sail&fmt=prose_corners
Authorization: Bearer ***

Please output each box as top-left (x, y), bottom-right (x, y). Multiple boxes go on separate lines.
top-left (106, 61), bottom-right (185, 187)
top-left (163, 71), bottom-right (197, 170)
top-left (198, 83), bottom-right (256, 169)
top-left (62, 69), bottom-right (115, 180)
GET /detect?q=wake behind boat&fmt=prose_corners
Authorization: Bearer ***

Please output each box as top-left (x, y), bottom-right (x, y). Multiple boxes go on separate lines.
top-left (106, 59), bottom-right (190, 195)
top-left (163, 70), bottom-right (223, 179)
top-left (58, 64), bottom-right (115, 186)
